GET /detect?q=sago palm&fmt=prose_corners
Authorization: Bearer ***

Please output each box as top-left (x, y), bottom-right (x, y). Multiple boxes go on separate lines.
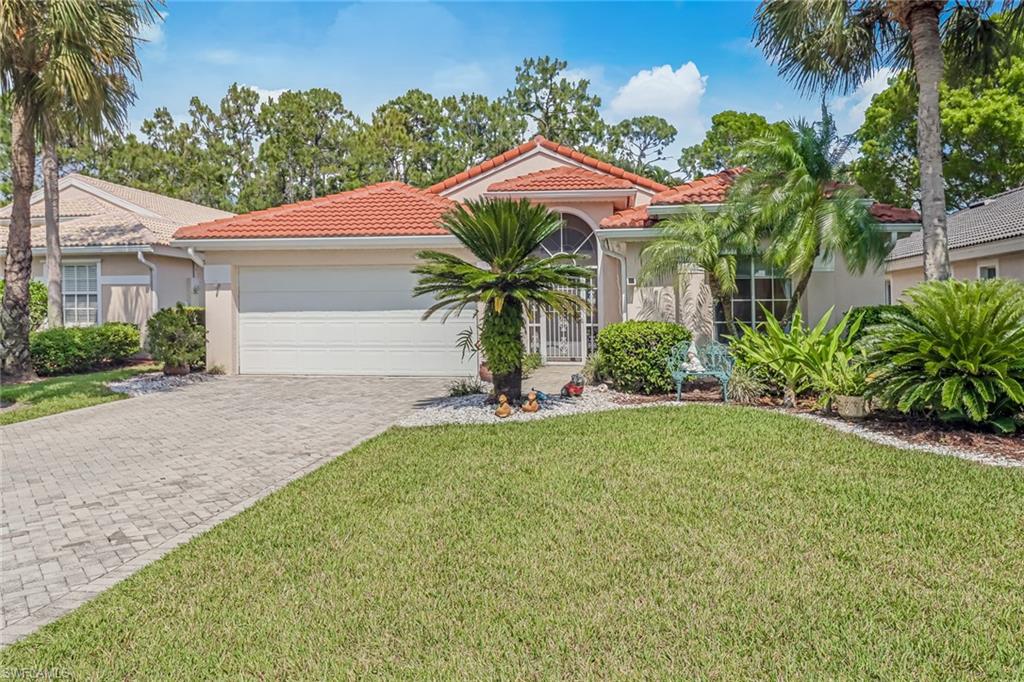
top-left (414, 199), bottom-right (592, 401)
top-left (639, 206), bottom-right (754, 338)
top-left (0, 0), bottom-right (153, 379)
top-left (754, 0), bottom-right (1024, 282)
top-left (733, 112), bottom-right (889, 325)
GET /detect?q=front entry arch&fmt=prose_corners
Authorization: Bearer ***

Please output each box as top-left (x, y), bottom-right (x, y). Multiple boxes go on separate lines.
top-left (525, 213), bottom-right (598, 363)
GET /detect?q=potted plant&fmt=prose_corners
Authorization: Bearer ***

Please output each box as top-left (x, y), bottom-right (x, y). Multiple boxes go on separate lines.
top-left (814, 353), bottom-right (870, 419)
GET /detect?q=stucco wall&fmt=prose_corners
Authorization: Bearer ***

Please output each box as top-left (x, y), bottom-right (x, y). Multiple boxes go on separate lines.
top-left (887, 247), bottom-right (1024, 300)
top-left (803, 255), bottom-right (888, 324)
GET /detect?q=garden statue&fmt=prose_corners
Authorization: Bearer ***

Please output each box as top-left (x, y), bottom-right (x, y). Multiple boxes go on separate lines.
top-left (681, 341), bottom-right (705, 373)
top-left (534, 389), bottom-right (549, 402)
top-left (561, 373), bottom-right (585, 398)
top-left (521, 391), bottom-right (540, 413)
top-left (495, 394), bottom-right (512, 418)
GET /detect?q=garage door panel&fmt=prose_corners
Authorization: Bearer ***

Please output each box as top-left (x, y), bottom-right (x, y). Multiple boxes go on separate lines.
top-left (238, 266), bottom-right (474, 376)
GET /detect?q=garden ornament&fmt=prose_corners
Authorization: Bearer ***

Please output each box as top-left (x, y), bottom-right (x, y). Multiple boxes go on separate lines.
top-left (521, 391), bottom-right (540, 413)
top-left (561, 373), bottom-right (585, 398)
top-left (681, 341), bottom-right (705, 373)
top-left (494, 394), bottom-right (512, 418)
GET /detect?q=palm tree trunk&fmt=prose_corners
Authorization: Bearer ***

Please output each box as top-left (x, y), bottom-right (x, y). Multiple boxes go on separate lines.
top-left (671, 271), bottom-right (682, 325)
top-left (43, 125), bottom-right (63, 329)
top-left (781, 266), bottom-right (814, 328)
top-left (709, 276), bottom-right (738, 339)
top-left (907, 1), bottom-right (951, 281)
top-left (1, 100), bottom-right (38, 381)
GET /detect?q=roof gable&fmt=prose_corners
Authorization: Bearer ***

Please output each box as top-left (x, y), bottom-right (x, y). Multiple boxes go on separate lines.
top-left (488, 166), bottom-right (636, 192)
top-left (428, 135), bottom-right (669, 196)
top-left (174, 182), bottom-right (456, 240)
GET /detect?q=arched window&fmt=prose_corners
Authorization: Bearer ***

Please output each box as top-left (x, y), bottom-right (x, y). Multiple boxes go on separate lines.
top-left (535, 214), bottom-right (597, 267)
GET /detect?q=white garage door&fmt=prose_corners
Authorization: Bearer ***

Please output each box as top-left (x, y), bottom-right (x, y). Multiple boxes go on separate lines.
top-left (238, 266), bottom-right (475, 376)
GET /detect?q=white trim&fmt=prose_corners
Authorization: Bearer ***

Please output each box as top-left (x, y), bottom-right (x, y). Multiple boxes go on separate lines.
top-left (647, 203), bottom-right (724, 216)
top-left (137, 251), bottom-right (158, 314)
top-left (598, 227), bottom-right (663, 240)
top-left (60, 259), bottom-right (103, 326)
top-left (100, 275), bottom-right (151, 286)
top-left (172, 235), bottom-right (463, 251)
top-left (483, 189), bottom-right (636, 201)
top-left (977, 259), bottom-right (999, 280)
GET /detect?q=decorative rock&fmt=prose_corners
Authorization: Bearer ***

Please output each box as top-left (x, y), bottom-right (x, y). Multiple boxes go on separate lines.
top-left (107, 372), bottom-right (216, 397)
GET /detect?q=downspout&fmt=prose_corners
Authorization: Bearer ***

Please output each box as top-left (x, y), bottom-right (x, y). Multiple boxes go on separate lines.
top-left (601, 239), bottom-right (628, 322)
top-left (137, 251), bottom-right (158, 316)
top-left (186, 248), bottom-right (205, 306)
top-left (186, 247), bottom-right (205, 269)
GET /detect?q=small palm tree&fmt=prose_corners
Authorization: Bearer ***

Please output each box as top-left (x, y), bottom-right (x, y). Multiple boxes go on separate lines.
top-left (1, 0), bottom-right (154, 379)
top-left (414, 199), bottom-right (592, 401)
top-left (754, 0), bottom-right (1024, 281)
top-left (639, 206), bottom-right (754, 339)
top-left (734, 111), bottom-right (889, 326)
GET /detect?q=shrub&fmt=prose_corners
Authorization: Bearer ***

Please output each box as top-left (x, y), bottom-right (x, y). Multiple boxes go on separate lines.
top-left (0, 280), bottom-right (48, 331)
top-left (30, 323), bottom-right (141, 376)
top-left (581, 349), bottom-right (608, 385)
top-left (727, 365), bottom-right (767, 404)
top-left (522, 352), bottom-right (542, 379)
top-left (448, 377), bottom-right (485, 397)
top-left (596, 321), bottom-right (691, 394)
top-left (728, 307), bottom-right (863, 406)
top-left (847, 304), bottom-right (909, 341)
top-left (862, 279), bottom-right (1024, 432)
top-left (147, 304), bottom-right (207, 372)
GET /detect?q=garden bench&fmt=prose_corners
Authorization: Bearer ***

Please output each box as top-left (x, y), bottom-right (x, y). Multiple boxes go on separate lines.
top-left (667, 340), bottom-right (734, 402)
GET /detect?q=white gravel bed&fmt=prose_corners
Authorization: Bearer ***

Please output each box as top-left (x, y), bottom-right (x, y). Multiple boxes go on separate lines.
top-left (397, 387), bottom-right (651, 427)
top-left (400, 390), bottom-right (1022, 469)
top-left (107, 371), bottom-right (218, 396)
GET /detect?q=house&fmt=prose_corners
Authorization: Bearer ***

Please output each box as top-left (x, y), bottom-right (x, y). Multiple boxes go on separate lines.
top-left (886, 186), bottom-right (1024, 300)
top-left (0, 174), bottom-right (233, 329)
top-left (172, 136), bottom-right (919, 377)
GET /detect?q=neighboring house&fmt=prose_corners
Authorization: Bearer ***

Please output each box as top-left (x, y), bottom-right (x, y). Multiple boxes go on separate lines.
top-left (0, 174), bottom-right (233, 330)
top-left (172, 136), bottom-right (918, 377)
top-left (886, 186), bottom-right (1024, 301)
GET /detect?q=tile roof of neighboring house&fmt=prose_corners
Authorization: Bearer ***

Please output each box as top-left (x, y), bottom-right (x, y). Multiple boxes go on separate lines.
top-left (487, 166), bottom-right (635, 192)
top-left (888, 186), bottom-right (1024, 261)
top-left (869, 203), bottom-right (920, 224)
top-left (649, 168), bottom-right (746, 206)
top-left (427, 135), bottom-right (670, 194)
top-left (600, 205), bottom-right (656, 228)
top-left (174, 182), bottom-right (456, 240)
top-left (0, 173), bottom-right (233, 247)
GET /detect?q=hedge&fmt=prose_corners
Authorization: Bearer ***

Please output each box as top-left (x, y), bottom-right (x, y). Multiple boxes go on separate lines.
top-left (596, 321), bottom-right (691, 394)
top-left (847, 304), bottom-right (909, 341)
top-left (146, 304), bottom-right (206, 371)
top-left (30, 323), bottom-right (141, 376)
top-left (0, 280), bottom-right (48, 332)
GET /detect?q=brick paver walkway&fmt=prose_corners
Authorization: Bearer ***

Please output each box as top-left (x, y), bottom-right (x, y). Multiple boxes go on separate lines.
top-left (0, 375), bottom-right (447, 644)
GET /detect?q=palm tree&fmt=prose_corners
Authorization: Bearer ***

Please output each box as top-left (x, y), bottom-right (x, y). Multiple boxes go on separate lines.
top-left (414, 199), bottom-right (593, 401)
top-left (754, 0), bottom-right (1024, 282)
top-left (638, 206), bottom-right (754, 339)
top-left (1, 0), bottom-right (152, 380)
top-left (733, 112), bottom-right (889, 326)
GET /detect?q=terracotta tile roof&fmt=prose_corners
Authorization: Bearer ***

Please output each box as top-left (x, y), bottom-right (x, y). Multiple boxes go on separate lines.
top-left (173, 182), bottom-right (456, 240)
top-left (869, 203), bottom-right (921, 224)
top-left (600, 206), bottom-right (655, 228)
top-left (650, 168), bottom-right (746, 206)
top-left (428, 135), bottom-right (669, 194)
top-left (889, 185), bottom-right (1023, 261)
top-left (488, 166), bottom-right (635, 192)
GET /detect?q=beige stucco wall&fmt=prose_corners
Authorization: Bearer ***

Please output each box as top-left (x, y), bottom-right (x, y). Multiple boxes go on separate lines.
top-left (887, 245), bottom-right (1024, 300)
top-left (803, 255), bottom-right (888, 324)
top-left (30, 251), bottom-right (201, 335)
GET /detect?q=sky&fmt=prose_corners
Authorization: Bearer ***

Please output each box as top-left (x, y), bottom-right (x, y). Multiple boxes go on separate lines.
top-left (134, 1), bottom-right (893, 161)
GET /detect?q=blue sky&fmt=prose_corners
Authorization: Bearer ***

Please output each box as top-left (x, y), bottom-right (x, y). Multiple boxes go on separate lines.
top-left (136, 1), bottom-right (892, 159)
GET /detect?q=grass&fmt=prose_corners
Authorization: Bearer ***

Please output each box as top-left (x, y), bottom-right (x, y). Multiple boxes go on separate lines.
top-left (0, 364), bottom-right (158, 425)
top-left (2, 406), bottom-right (1022, 678)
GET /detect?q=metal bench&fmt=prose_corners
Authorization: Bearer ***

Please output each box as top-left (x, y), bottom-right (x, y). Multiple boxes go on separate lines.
top-left (667, 340), bottom-right (734, 402)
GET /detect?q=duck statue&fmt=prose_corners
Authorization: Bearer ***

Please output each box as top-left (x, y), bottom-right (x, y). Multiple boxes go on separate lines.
top-left (521, 391), bottom-right (540, 413)
top-left (494, 394), bottom-right (512, 418)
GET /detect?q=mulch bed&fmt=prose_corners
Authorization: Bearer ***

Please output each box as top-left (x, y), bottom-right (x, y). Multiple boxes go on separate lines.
top-left (608, 381), bottom-right (1024, 463)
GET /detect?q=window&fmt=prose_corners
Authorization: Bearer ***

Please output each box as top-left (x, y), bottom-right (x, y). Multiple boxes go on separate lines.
top-left (978, 262), bottom-right (998, 280)
top-left (62, 262), bottom-right (99, 326)
top-left (884, 279), bottom-right (892, 305)
top-left (714, 257), bottom-right (791, 339)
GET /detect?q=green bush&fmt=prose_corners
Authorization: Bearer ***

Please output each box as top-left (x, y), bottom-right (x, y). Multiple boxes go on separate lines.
top-left (581, 349), bottom-right (608, 385)
top-left (30, 323), bottom-right (141, 376)
top-left (862, 279), bottom-right (1024, 432)
top-left (847, 304), bottom-right (908, 340)
top-left (147, 304), bottom-right (206, 371)
top-left (596, 321), bottom-right (691, 394)
top-left (0, 279), bottom-right (48, 331)
top-left (522, 352), bottom-right (542, 379)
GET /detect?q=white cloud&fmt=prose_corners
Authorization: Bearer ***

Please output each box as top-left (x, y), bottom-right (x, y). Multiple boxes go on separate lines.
top-left (607, 63), bottom-right (708, 147)
top-left (831, 67), bottom-right (895, 134)
top-left (200, 48), bottom-right (242, 66)
top-left (138, 11), bottom-right (167, 61)
top-left (431, 63), bottom-right (490, 94)
top-left (242, 85), bottom-right (288, 104)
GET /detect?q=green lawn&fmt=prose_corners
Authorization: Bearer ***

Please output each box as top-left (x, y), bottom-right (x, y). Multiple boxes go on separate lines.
top-left (0, 364), bottom-right (158, 425)
top-left (3, 407), bottom-right (1022, 678)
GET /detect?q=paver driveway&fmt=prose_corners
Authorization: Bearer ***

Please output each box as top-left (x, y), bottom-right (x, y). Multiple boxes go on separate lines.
top-left (0, 375), bottom-right (448, 644)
